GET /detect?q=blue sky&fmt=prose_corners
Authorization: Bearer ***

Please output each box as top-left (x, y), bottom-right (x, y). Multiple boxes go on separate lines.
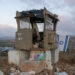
top-left (0, 0), bottom-right (75, 37)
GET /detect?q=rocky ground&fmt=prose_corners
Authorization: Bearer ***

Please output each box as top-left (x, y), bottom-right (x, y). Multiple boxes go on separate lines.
top-left (57, 51), bottom-right (75, 75)
top-left (0, 51), bottom-right (75, 75)
top-left (57, 61), bottom-right (75, 75)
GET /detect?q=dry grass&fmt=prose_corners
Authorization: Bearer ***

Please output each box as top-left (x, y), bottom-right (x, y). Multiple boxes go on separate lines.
top-left (0, 56), bottom-right (10, 75)
top-left (57, 51), bottom-right (75, 75)
top-left (59, 51), bottom-right (75, 64)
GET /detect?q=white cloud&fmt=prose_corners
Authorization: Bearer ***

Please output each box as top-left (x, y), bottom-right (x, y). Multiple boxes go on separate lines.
top-left (0, 0), bottom-right (75, 36)
top-left (57, 13), bottom-right (75, 35)
top-left (0, 24), bottom-right (16, 37)
top-left (65, 0), bottom-right (75, 6)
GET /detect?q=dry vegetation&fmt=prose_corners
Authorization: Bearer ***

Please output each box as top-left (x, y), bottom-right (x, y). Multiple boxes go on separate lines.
top-left (57, 51), bottom-right (75, 75)
top-left (59, 51), bottom-right (75, 64)
top-left (0, 56), bottom-right (10, 75)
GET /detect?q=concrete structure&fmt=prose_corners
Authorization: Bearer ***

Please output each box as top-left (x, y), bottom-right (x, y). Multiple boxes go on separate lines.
top-left (8, 8), bottom-right (59, 74)
top-left (15, 8), bottom-right (59, 50)
top-left (8, 50), bottom-right (29, 65)
top-left (51, 49), bottom-right (59, 64)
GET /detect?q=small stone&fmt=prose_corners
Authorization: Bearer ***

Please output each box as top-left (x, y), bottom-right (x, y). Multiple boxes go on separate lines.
top-left (59, 72), bottom-right (68, 75)
top-left (19, 72), bottom-right (31, 75)
top-left (10, 73), bottom-right (15, 75)
top-left (29, 71), bottom-right (35, 74)
top-left (10, 67), bottom-right (16, 73)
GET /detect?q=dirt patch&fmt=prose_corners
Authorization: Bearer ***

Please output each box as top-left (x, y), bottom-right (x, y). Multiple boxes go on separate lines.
top-left (57, 51), bottom-right (75, 75)
top-left (0, 56), bottom-right (18, 75)
top-left (0, 56), bottom-right (10, 75)
top-left (59, 51), bottom-right (75, 64)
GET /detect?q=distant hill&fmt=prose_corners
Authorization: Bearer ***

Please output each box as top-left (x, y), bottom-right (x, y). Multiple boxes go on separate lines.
top-left (0, 36), bottom-right (15, 40)
top-left (0, 36), bottom-right (15, 47)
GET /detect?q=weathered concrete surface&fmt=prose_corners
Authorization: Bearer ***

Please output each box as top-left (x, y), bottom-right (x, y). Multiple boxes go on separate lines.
top-left (20, 61), bottom-right (45, 73)
top-left (8, 50), bottom-right (29, 65)
top-left (0, 70), bottom-right (4, 75)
